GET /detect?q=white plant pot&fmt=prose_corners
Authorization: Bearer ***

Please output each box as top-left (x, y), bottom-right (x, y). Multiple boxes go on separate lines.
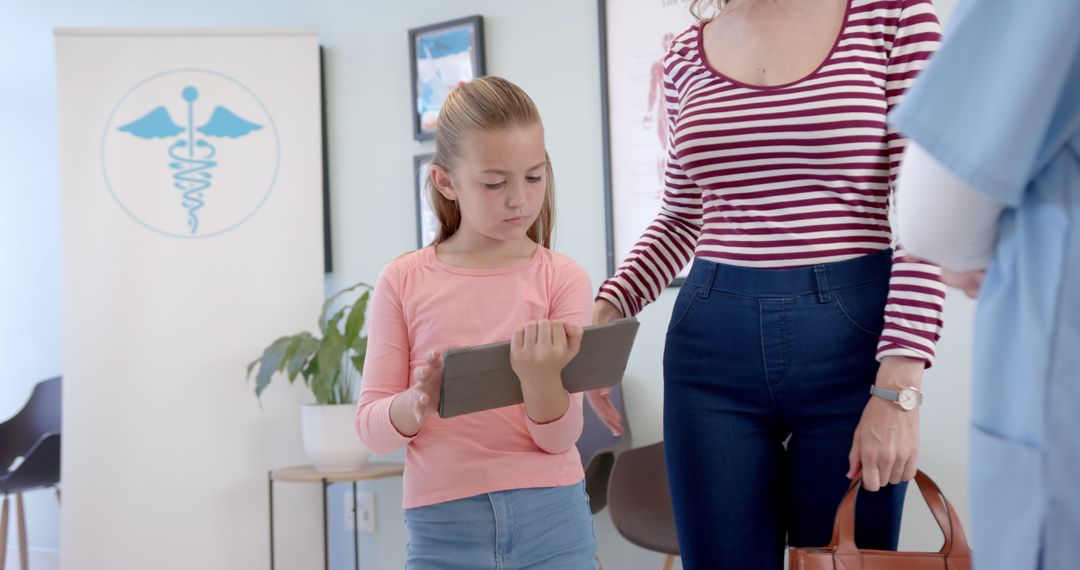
top-left (301, 403), bottom-right (369, 472)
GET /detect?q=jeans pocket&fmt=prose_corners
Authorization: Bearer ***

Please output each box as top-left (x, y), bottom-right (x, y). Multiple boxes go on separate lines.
top-left (666, 286), bottom-right (704, 335)
top-left (829, 283), bottom-right (887, 340)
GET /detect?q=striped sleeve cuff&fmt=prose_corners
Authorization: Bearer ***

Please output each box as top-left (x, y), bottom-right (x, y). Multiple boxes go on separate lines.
top-left (596, 280), bottom-right (638, 319)
top-left (875, 252), bottom-right (946, 367)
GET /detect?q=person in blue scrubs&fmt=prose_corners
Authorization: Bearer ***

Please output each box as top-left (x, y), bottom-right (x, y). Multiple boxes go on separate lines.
top-left (889, 1), bottom-right (1080, 568)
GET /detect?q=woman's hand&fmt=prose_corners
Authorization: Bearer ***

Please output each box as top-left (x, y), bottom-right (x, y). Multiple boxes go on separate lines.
top-left (592, 298), bottom-right (622, 325)
top-left (586, 299), bottom-right (626, 435)
top-left (389, 351), bottom-right (442, 437)
top-left (905, 255), bottom-right (985, 300)
top-left (510, 320), bottom-right (583, 423)
top-left (847, 356), bottom-right (923, 491)
top-left (941, 268), bottom-right (985, 299)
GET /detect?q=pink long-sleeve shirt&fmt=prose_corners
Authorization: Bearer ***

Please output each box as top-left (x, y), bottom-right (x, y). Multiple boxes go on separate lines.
top-left (356, 245), bottom-right (591, 509)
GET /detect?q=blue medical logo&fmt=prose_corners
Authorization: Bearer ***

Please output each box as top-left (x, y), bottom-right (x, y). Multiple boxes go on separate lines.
top-left (102, 69), bottom-right (279, 238)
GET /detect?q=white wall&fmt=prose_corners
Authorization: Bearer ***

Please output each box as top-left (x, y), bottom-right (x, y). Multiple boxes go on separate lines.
top-left (3, 0), bottom-right (966, 568)
top-left (1, 0), bottom-right (65, 561)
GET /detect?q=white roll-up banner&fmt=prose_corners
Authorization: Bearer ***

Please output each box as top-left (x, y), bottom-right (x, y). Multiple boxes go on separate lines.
top-left (55, 29), bottom-right (325, 569)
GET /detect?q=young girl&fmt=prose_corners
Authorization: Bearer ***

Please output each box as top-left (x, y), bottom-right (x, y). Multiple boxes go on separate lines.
top-left (355, 76), bottom-right (598, 570)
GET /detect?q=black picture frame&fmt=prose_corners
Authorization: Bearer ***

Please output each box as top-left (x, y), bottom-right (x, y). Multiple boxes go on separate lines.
top-left (408, 15), bottom-right (486, 141)
top-left (319, 46), bottom-right (333, 273)
top-left (597, 0), bottom-right (686, 287)
top-left (414, 153), bottom-right (437, 249)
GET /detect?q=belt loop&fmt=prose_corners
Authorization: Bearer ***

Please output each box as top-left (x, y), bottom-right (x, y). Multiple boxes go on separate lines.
top-left (695, 259), bottom-right (716, 299)
top-left (813, 265), bottom-right (830, 303)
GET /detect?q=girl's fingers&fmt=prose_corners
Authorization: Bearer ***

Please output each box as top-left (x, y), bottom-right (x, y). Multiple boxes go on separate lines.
top-left (551, 321), bottom-right (566, 348)
top-left (524, 321), bottom-right (538, 346)
top-left (564, 322), bottom-right (583, 354)
top-left (512, 328), bottom-right (524, 350)
top-left (538, 320), bottom-right (553, 346)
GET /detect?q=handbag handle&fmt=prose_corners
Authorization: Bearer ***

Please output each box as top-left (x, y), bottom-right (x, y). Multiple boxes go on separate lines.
top-left (827, 470), bottom-right (971, 557)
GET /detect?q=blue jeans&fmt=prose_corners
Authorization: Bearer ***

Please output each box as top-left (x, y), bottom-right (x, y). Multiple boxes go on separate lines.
top-left (404, 481), bottom-right (598, 570)
top-left (663, 251), bottom-right (907, 569)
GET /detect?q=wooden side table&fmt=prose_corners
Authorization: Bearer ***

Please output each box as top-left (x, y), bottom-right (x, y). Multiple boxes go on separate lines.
top-left (268, 463), bottom-right (404, 570)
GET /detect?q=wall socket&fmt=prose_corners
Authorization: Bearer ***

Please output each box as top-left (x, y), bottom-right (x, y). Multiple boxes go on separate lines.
top-left (344, 490), bottom-right (376, 533)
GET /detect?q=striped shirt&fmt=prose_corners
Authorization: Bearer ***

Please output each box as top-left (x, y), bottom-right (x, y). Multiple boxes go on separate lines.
top-left (598, 0), bottom-right (946, 364)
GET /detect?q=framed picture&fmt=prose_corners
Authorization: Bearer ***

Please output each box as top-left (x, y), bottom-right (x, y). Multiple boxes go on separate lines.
top-left (408, 15), bottom-right (486, 141)
top-left (598, 0), bottom-right (696, 286)
top-left (414, 153), bottom-right (439, 248)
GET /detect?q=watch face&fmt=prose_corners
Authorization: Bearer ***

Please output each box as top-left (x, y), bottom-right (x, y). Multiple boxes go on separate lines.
top-left (898, 389), bottom-right (918, 411)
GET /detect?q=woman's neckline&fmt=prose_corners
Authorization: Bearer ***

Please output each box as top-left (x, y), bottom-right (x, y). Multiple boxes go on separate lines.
top-left (695, 0), bottom-right (853, 91)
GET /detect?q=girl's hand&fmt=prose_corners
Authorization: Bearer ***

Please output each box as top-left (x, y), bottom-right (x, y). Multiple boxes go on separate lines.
top-left (511, 320), bottom-right (583, 424)
top-left (389, 351), bottom-right (443, 436)
top-left (847, 356), bottom-right (922, 491)
top-left (408, 351), bottom-right (443, 426)
top-left (510, 320), bottom-right (583, 387)
top-left (587, 299), bottom-right (626, 436)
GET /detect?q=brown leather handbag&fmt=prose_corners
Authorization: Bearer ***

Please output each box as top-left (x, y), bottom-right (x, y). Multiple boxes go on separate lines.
top-left (789, 471), bottom-right (972, 570)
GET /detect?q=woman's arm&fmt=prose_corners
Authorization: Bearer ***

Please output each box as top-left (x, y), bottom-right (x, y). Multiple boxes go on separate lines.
top-left (597, 47), bottom-right (703, 318)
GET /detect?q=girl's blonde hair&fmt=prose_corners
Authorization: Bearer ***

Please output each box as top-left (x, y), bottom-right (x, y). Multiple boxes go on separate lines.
top-left (689, 0), bottom-right (728, 22)
top-left (425, 76), bottom-right (555, 248)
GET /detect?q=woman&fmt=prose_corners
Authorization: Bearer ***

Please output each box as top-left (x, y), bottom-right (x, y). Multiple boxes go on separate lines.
top-left (588, 0), bottom-right (945, 566)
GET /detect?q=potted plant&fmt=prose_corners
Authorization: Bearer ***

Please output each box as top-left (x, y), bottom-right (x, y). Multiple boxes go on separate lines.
top-left (248, 281), bottom-right (373, 472)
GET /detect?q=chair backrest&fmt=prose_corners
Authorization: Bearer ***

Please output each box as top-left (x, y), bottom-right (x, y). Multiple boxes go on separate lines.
top-left (0, 376), bottom-right (62, 470)
top-left (0, 433), bottom-right (61, 493)
top-left (607, 441), bottom-right (680, 555)
top-left (576, 383), bottom-right (632, 514)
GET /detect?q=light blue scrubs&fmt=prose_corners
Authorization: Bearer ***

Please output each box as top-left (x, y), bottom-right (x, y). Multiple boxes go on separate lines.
top-left (890, 0), bottom-right (1080, 568)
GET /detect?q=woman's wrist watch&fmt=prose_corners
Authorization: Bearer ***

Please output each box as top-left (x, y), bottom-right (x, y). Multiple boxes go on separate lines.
top-left (870, 385), bottom-right (923, 411)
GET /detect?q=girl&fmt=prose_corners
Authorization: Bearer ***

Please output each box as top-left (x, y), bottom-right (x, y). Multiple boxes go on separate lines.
top-left (356, 76), bottom-right (598, 570)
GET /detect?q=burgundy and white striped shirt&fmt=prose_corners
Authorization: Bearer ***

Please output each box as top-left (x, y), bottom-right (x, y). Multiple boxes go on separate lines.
top-left (598, 0), bottom-right (946, 364)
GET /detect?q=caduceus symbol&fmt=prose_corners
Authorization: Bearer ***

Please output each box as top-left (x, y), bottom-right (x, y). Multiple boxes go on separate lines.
top-left (117, 86), bottom-right (262, 234)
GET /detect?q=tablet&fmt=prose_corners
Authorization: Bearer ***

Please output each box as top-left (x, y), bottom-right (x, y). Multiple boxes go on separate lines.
top-left (438, 318), bottom-right (640, 419)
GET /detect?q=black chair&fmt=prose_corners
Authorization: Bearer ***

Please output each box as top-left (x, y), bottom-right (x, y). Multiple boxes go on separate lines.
top-left (576, 384), bottom-right (632, 515)
top-left (607, 441), bottom-right (679, 570)
top-left (0, 377), bottom-right (62, 570)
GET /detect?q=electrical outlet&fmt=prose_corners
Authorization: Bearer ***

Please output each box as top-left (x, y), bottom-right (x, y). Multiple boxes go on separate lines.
top-left (344, 491), bottom-right (356, 531)
top-left (344, 490), bottom-right (377, 532)
top-left (355, 491), bottom-right (376, 533)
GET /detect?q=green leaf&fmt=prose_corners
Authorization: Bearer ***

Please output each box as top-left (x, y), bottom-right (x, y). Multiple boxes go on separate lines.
top-left (310, 331), bottom-right (346, 405)
top-left (252, 336), bottom-right (295, 398)
top-left (322, 305), bottom-right (348, 336)
top-left (350, 355), bottom-right (366, 377)
top-left (343, 290), bottom-right (371, 343)
top-left (285, 334), bottom-right (320, 382)
top-left (319, 282), bottom-right (373, 330)
top-left (311, 368), bottom-right (338, 405)
top-left (302, 356), bottom-right (319, 388)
